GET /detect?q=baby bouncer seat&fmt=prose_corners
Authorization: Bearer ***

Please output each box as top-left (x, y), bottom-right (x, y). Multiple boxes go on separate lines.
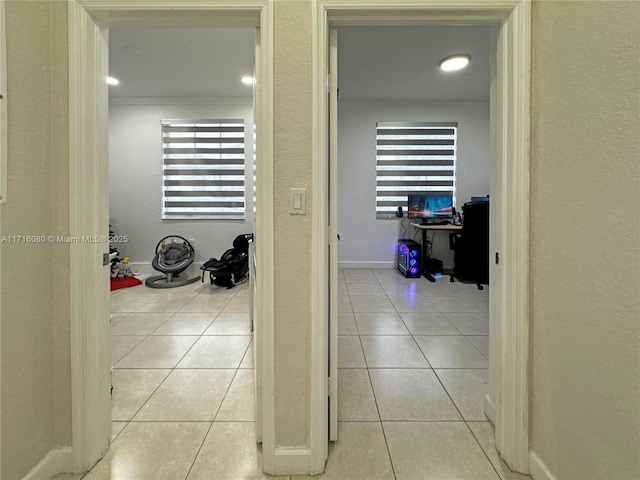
top-left (145, 235), bottom-right (200, 289)
top-left (200, 234), bottom-right (252, 288)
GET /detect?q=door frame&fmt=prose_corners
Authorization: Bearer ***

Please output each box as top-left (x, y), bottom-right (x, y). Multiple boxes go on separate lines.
top-left (327, 28), bottom-right (339, 444)
top-left (68, 0), bottom-right (275, 472)
top-left (311, 0), bottom-right (531, 473)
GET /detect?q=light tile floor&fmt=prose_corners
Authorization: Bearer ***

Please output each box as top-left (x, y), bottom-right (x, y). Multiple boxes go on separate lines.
top-left (73, 268), bottom-right (530, 480)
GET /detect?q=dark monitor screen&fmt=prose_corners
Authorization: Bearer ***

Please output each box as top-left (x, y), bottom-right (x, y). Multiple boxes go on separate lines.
top-left (407, 194), bottom-right (454, 219)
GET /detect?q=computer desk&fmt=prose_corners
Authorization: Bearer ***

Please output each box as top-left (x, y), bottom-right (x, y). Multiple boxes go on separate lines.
top-left (411, 223), bottom-right (462, 282)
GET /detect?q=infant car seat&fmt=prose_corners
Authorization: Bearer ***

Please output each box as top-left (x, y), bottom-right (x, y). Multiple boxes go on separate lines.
top-left (145, 235), bottom-right (200, 289)
top-left (200, 234), bottom-right (252, 288)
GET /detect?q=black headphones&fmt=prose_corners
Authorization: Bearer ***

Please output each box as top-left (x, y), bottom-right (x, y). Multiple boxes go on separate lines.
top-left (395, 206), bottom-right (404, 218)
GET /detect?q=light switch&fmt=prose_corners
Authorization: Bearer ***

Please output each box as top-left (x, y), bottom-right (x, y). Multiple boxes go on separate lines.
top-left (290, 188), bottom-right (306, 215)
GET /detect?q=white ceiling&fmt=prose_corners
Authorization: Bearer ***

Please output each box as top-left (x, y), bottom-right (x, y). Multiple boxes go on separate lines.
top-left (108, 28), bottom-right (256, 98)
top-left (108, 25), bottom-right (490, 101)
top-left (337, 26), bottom-right (491, 102)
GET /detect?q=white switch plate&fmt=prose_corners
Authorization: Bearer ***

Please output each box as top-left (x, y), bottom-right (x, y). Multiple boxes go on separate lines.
top-left (289, 187), bottom-right (306, 215)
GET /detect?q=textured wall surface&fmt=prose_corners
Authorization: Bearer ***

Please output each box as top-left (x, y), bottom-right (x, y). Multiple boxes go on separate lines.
top-left (273, 0), bottom-right (313, 447)
top-left (530, 2), bottom-right (640, 478)
top-left (1, 1), bottom-right (70, 478)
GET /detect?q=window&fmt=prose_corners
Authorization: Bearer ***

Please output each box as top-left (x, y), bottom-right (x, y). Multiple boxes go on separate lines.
top-left (376, 122), bottom-right (457, 218)
top-left (162, 119), bottom-right (245, 220)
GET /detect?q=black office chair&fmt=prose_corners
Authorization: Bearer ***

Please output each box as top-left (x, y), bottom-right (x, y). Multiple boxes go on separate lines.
top-left (449, 201), bottom-right (489, 290)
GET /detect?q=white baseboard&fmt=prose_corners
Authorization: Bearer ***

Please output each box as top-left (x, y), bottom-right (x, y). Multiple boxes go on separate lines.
top-left (129, 261), bottom-right (204, 277)
top-left (22, 447), bottom-right (72, 480)
top-left (484, 394), bottom-right (496, 424)
top-left (529, 451), bottom-right (558, 480)
top-left (129, 261), bottom-right (152, 275)
top-left (338, 261), bottom-right (394, 269)
top-left (271, 447), bottom-right (312, 476)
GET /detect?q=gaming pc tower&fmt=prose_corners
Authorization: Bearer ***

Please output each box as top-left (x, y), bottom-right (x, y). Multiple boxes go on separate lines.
top-left (397, 240), bottom-right (421, 278)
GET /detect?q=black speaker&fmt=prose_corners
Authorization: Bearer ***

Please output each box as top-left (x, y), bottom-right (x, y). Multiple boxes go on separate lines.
top-left (397, 240), bottom-right (420, 278)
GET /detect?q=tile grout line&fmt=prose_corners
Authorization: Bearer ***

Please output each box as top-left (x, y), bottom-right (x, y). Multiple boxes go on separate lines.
top-left (111, 296), bottom-right (188, 367)
top-left (110, 281), bottom-right (256, 480)
top-left (405, 278), bottom-right (489, 428)
top-left (413, 278), bottom-right (500, 478)
top-left (465, 422), bottom-right (504, 480)
top-left (356, 274), bottom-right (399, 480)
top-left (183, 365), bottom-right (243, 480)
top-left (344, 271), bottom-right (398, 480)
top-left (111, 292), bottom-right (189, 423)
top-left (125, 284), bottom-right (245, 479)
top-left (354, 269), bottom-right (496, 479)
top-left (380, 272), bottom-right (468, 427)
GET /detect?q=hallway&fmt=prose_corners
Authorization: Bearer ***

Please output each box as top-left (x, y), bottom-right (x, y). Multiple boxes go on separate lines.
top-left (60, 268), bottom-right (529, 480)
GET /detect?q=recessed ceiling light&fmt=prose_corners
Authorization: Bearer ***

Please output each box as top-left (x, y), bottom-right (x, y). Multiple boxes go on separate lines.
top-left (107, 76), bottom-right (120, 86)
top-left (439, 55), bottom-right (471, 72)
top-left (241, 76), bottom-right (255, 86)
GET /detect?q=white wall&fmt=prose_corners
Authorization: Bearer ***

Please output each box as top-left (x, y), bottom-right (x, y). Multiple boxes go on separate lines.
top-left (108, 100), bottom-right (254, 276)
top-left (337, 101), bottom-right (490, 269)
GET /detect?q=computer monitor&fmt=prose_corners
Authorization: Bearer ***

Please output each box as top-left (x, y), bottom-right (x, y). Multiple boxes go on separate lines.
top-left (407, 194), bottom-right (454, 220)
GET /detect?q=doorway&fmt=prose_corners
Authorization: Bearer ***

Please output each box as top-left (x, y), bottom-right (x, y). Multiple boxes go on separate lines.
top-left (315, 1), bottom-right (531, 475)
top-left (68, 1), bottom-right (275, 473)
top-left (105, 26), bottom-right (260, 477)
top-left (330, 23), bottom-right (496, 476)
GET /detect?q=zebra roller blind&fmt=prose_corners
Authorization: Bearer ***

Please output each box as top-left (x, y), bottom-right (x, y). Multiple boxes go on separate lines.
top-left (376, 122), bottom-right (457, 218)
top-left (162, 120), bottom-right (245, 220)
